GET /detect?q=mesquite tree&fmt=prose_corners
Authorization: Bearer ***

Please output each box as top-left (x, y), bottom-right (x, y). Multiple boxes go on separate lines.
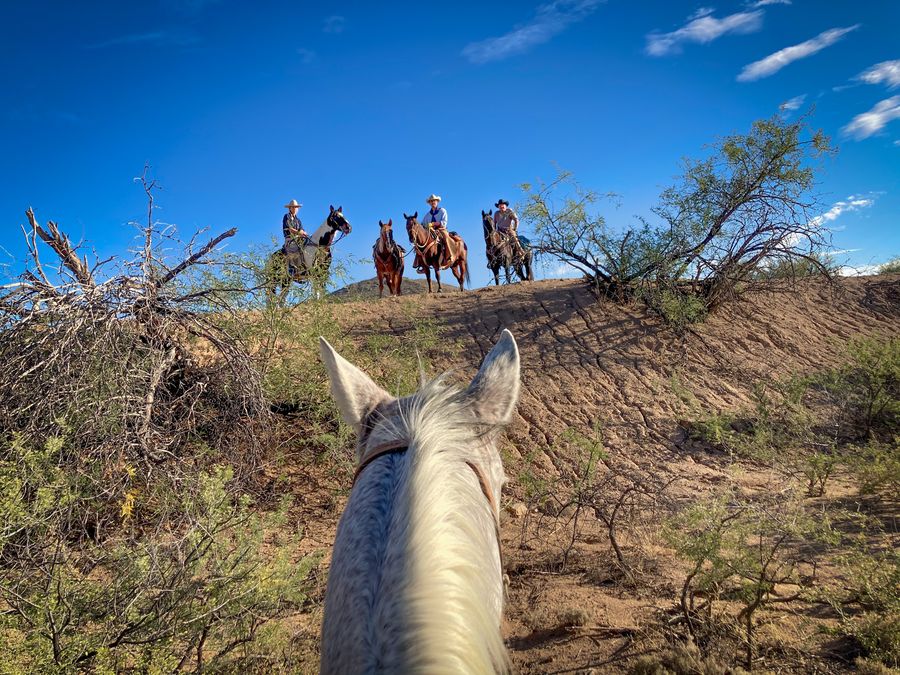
top-left (521, 114), bottom-right (835, 312)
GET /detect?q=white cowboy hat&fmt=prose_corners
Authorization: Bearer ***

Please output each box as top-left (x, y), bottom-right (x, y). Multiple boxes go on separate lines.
top-left (284, 199), bottom-right (303, 209)
top-left (425, 194), bottom-right (442, 204)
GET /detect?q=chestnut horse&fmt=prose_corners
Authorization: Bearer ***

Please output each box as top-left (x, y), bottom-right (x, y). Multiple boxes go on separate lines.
top-left (404, 211), bottom-right (470, 293)
top-left (373, 219), bottom-right (404, 297)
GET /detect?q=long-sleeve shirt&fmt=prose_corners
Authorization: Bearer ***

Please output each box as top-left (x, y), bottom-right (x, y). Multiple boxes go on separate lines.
top-left (494, 209), bottom-right (519, 233)
top-left (283, 212), bottom-right (305, 239)
top-left (422, 207), bottom-right (448, 229)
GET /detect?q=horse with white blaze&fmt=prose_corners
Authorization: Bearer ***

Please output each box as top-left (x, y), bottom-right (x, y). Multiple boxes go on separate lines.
top-left (318, 330), bottom-right (521, 674)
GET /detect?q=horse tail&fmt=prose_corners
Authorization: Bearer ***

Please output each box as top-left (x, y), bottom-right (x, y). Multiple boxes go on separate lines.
top-left (465, 258), bottom-right (471, 287)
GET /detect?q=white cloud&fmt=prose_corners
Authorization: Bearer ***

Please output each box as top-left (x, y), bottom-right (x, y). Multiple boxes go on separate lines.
top-left (688, 7), bottom-right (715, 20)
top-left (894, 139), bottom-right (900, 146)
top-left (297, 48), bottom-right (316, 64)
top-left (810, 194), bottom-right (876, 228)
top-left (856, 60), bottom-right (900, 89)
top-left (322, 15), bottom-right (346, 34)
top-left (462, 0), bottom-right (603, 64)
top-left (779, 94), bottom-right (806, 111)
top-left (839, 264), bottom-right (881, 277)
top-left (842, 96), bottom-right (900, 139)
top-left (646, 10), bottom-right (762, 56)
top-left (737, 24), bottom-right (859, 82)
top-left (749, 0), bottom-right (790, 6)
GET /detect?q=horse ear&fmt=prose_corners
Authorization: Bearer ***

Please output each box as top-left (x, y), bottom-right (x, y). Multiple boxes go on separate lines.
top-left (330, 205), bottom-right (335, 213)
top-left (466, 329), bottom-right (520, 426)
top-left (320, 337), bottom-right (392, 432)
top-left (482, 210), bottom-right (486, 217)
top-left (413, 211), bottom-right (418, 219)
top-left (337, 206), bottom-right (343, 213)
top-left (403, 213), bottom-right (409, 220)
top-left (379, 220), bottom-right (384, 226)
top-left (489, 209), bottom-right (493, 215)
top-left (387, 218), bottom-right (392, 226)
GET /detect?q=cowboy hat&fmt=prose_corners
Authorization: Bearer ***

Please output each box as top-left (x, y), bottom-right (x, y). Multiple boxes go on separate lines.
top-left (284, 199), bottom-right (303, 209)
top-left (495, 199), bottom-right (510, 207)
top-left (425, 194), bottom-right (442, 204)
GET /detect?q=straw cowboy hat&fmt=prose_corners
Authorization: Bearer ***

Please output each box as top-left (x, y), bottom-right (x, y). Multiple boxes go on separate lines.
top-left (425, 194), bottom-right (442, 204)
top-left (284, 199), bottom-right (303, 209)
top-left (495, 199), bottom-right (510, 207)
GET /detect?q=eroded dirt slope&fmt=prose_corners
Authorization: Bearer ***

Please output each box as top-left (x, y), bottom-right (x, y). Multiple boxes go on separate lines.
top-left (302, 275), bottom-right (899, 672)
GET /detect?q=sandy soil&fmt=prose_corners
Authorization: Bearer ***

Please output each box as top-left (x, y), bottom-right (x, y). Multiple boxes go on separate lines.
top-left (285, 275), bottom-right (900, 672)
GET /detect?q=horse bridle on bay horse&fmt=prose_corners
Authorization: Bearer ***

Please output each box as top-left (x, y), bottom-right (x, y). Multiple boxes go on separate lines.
top-left (406, 216), bottom-right (441, 257)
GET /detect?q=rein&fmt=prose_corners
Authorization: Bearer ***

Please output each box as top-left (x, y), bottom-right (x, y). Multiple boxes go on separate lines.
top-left (408, 221), bottom-right (438, 255)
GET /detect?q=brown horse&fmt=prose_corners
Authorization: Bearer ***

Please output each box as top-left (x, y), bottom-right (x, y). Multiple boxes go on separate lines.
top-left (404, 212), bottom-right (469, 293)
top-left (373, 219), bottom-right (404, 297)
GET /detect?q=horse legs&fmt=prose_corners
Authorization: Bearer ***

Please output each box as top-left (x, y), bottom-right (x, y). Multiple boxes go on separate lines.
top-left (378, 271), bottom-right (384, 298)
top-left (452, 262), bottom-right (465, 292)
top-left (493, 265), bottom-right (500, 286)
top-left (395, 271), bottom-right (402, 296)
top-left (434, 266), bottom-right (443, 293)
top-left (424, 266), bottom-right (433, 293)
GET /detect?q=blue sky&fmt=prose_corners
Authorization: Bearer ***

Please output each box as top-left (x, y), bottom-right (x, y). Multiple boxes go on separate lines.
top-left (1, 0), bottom-right (898, 287)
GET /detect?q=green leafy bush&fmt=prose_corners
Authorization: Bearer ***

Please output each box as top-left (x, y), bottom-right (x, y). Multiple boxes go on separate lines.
top-left (829, 549), bottom-right (900, 668)
top-left (0, 441), bottom-right (319, 672)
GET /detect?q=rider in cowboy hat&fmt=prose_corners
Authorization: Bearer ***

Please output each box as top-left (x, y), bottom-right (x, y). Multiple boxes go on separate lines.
top-left (421, 193), bottom-right (454, 269)
top-left (494, 198), bottom-right (525, 258)
top-left (283, 199), bottom-right (308, 275)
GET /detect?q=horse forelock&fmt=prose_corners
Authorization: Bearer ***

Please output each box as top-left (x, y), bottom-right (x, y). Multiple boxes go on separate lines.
top-left (322, 377), bottom-right (509, 674)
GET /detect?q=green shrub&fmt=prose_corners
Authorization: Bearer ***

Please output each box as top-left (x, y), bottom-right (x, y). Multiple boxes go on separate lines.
top-left (665, 491), bottom-right (837, 671)
top-left (0, 444), bottom-right (319, 672)
top-left (628, 640), bottom-right (747, 675)
top-left (829, 549), bottom-right (900, 668)
top-left (654, 289), bottom-right (709, 332)
top-left (817, 337), bottom-right (900, 437)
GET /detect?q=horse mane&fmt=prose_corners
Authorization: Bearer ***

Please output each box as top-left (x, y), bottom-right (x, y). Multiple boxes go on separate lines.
top-left (323, 376), bottom-right (509, 673)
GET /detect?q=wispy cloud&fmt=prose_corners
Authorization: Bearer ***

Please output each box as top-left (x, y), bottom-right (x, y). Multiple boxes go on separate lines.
top-left (737, 24), bottom-right (859, 82)
top-left (645, 10), bottom-right (763, 57)
top-left (297, 48), bottom-right (316, 65)
top-left (810, 194), bottom-right (876, 228)
top-left (856, 59), bottom-right (900, 89)
top-left (843, 96), bottom-right (900, 139)
top-left (749, 0), bottom-right (790, 7)
top-left (462, 0), bottom-right (603, 65)
top-left (87, 30), bottom-right (198, 49)
top-left (779, 94), bottom-right (806, 111)
top-left (322, 15), bottom-right (346, 34)
top-left (688, 7), bottom-right (715, 20)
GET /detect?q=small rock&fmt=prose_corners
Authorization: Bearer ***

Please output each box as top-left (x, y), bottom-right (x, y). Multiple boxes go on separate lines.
top-left (505, 502), bottom-right (528, 518)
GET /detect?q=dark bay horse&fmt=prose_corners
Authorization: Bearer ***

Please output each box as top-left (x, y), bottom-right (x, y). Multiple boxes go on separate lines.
top-left (373, 219), bottom-right (404, 297)
top-left (482, 210), bottom-right (534, 285)
top-left (265, 206), bottom-right (352, 304)
top-left (404, 212), bottom-right (470, 293)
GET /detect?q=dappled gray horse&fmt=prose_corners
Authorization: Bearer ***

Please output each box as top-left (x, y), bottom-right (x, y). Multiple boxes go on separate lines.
top-left (319, 330), bottom-right (521, 674)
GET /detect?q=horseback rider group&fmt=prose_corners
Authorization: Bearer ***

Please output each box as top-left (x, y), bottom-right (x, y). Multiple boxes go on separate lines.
top-left (279, 192), bottom-right (526, 280)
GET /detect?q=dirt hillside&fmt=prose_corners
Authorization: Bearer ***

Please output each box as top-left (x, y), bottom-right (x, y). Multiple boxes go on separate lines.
top-left (295, 275), bottom-right (900, 672)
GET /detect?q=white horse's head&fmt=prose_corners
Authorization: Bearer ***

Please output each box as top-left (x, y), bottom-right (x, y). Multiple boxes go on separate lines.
top-left (318, 331), bottom-right (520, 673)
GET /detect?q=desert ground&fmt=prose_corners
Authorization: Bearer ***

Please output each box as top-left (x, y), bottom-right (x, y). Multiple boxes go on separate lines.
top-left (272, 274), bottom-right (899, 673)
